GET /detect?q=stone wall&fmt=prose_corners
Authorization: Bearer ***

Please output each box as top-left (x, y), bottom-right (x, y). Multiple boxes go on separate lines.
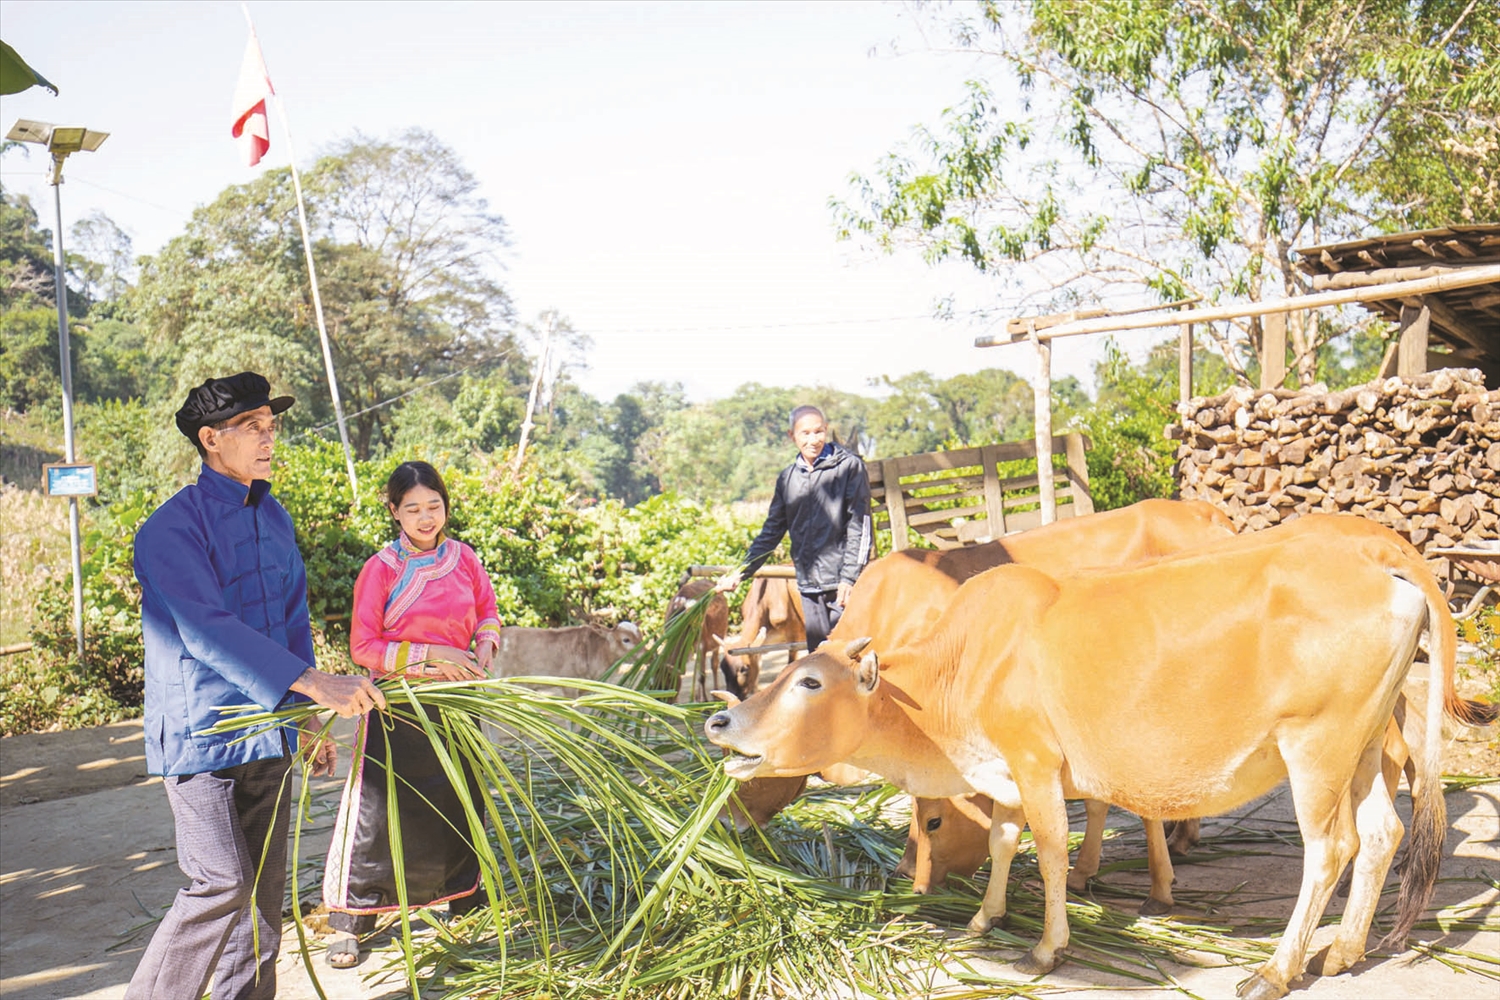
top-left (1172, 369), bottom-right (1500, 567)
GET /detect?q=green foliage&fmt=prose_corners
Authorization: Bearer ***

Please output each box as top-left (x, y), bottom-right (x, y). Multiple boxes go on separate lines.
top-left (3, 495), bottom-right (151, 735)
top-left (836, 0), bottom-right (1500, 387)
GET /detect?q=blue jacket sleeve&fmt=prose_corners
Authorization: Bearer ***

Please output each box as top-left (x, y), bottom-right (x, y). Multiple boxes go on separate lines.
top-left (742, 470), bottom-right (789, 576)
top-left (136, 515), bottom-right (310, 713)
top-left (840, 459), bottom-right (873, 584)
top-left (283, 541), bottom-right (315, 702)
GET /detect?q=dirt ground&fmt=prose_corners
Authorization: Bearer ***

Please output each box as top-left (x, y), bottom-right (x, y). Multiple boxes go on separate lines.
top-left (1, 710), bottom-right (1496, 1000)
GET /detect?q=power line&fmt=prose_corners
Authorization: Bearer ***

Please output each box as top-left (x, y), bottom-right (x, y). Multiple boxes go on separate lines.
top-left (582, 311), bottom-right (988, 336)
top-left (288, 348), bottom-right (519, 443)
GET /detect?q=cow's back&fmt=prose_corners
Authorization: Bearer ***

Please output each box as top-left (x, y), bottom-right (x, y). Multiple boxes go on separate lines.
top-left (491, 626), bottom-right (604, 681)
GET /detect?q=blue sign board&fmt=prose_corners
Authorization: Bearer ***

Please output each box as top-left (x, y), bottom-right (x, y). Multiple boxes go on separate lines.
top-left (44, 463), bottom-right (97, 497)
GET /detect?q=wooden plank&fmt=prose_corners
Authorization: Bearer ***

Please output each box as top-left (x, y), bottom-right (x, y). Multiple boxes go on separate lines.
top-left (1377, 340), bottom-right (1400, 379)
top-left (881, 458), bottom-right (911, 551)
top-left (907, 503), bottom-right (989, 528)
top-left (1032, 329), bottom-right (1056, 525)
top-left (980, 444), bottom-right (1007, 537)
top-left (998, 504), bottom-right (1080, 534)
top-left (727, 640), bottom-right (806, 656)
top-left (1179, 321), bottom-right (1193, 404)
top-left (687, 565), bottom-right (798, 579)
top-left (1397, 302), bottom-right (1431, 377)
top-left (974, 264), bottom-right (1500, 345)
top-left (1307, 262), bottom-right (1482, 289)
top-left (1064, 432), bottom-right (1094, 516)
top-left (1260, 310), bottom-right (1287, 389)
top-left (884, 447), bottom-right (986, 478)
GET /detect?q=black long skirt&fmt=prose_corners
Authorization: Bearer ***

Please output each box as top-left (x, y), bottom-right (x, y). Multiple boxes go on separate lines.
top-left (323, 712), bottom-right (485, 917)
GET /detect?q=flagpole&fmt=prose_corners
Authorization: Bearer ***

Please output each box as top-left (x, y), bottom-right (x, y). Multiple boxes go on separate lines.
top-left (241, 3), bottom-right (360, 506)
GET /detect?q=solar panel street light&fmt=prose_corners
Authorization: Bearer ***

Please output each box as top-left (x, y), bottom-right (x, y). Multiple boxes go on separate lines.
top-left (6, 117), bottom-right (110, 658)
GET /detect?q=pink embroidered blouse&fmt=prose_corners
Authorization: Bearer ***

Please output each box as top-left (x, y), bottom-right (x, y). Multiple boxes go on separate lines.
top-left (350, 534), bottom-right (502, 678)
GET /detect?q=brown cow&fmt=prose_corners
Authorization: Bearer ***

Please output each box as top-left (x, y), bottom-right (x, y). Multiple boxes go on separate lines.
top-left (665, 577), bottom-right (729, 701)
top-left (707, 514), bottom-right (1487, 997)
top-left (724, 574), bottom-right (806, 697)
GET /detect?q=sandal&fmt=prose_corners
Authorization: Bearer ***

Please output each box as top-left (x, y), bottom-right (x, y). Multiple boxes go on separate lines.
top-left (326, 932), bottom-right (361, 969)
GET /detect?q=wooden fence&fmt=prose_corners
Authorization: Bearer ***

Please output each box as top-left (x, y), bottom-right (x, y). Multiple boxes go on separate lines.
top-left (870, 433), bottom-right (1093, 551)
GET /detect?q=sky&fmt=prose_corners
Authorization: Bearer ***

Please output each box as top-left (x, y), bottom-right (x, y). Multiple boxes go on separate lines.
top-left (0, 0), bottom-right (1169, 404)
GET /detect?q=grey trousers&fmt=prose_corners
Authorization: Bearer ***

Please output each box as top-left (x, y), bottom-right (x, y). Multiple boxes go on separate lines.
top-left (126, 750), bottom-right (292, 1000)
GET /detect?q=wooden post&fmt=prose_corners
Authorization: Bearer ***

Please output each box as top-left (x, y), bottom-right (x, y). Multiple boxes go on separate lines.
top-left (1260, 310), bottom-right (1286, 389)
top-left (1396, 301), bottom-right (1431, 377)
top-left (1029, 325), bottom-right (1056, 525)
top-left (880, 458), bottom-right (911, 550)
top-left (1178, 319), bottom-right (1193, 404)
top-left (980, 443), bottom-right (1008, 538)
top-left (1064, 432), bottom-right (1093, 516)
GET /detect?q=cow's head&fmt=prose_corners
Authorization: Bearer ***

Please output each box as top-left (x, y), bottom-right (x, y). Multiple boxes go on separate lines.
top-left (704, 636), bottom-right (879, 780)
top-left (906, 794), bottom-right (993, 893)
top-left (713, 627), bottom-right (765, 701)
top-left (608, 621), bottom-right (641, 659)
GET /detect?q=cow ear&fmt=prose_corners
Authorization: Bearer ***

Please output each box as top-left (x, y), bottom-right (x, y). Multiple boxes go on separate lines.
top-left (856, 651), bottom-right (879, 693)
top-left (710, 689), bottom-right (742, 707)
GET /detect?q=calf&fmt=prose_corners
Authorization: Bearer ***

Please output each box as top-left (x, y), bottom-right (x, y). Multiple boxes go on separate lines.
top-left (709, 515), bottom-right (1486, 997)
top-left (487, 621), bottom-right (642, 689)
top-left (728, 574), bottom-right (806, 696)
top-left (664, 577), bottom-right (729, 701)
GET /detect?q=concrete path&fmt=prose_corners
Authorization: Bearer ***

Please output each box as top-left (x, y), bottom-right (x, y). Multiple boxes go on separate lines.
top-left (2, 717), bottom-right (1496, 999)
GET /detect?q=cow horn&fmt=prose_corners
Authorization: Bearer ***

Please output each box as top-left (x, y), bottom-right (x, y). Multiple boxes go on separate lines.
top-left (844, 636), bottom-right (873, 659)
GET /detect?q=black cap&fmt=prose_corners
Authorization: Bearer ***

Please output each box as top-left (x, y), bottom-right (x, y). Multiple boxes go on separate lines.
top-left (175, 372), bottom-right (295, 444)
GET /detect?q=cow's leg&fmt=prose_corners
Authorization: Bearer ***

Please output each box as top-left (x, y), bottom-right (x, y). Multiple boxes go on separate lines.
top-left (1066, 799), bottom-right (1108, 891)
top-left (1314, 738), bottom-right (1402, 979)
top-left (1140, 819), bottom-right (1176, 915)
top-left (967, 799), bottom-right (1023, 934)
top-left (1015, 774), bottom-right (1071, 976)
top-left (1165, 817), bottom-right (1200, 856)
top-left (1238, 747), bottom-right (1360, 1000)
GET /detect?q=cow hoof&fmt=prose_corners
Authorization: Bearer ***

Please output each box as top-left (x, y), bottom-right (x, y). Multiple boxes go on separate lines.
top-left (1139, 896), bottom-right (1172, 917)
top-left (1066, 871), bottom-right (1090, 892)
top-left (965, 913), bottom-right (1004, 936)
top-left (1015, 947), bottom-right (1063, 977)
top-left (1235, 972), bottom-right (1287, 1000)
top-left (1307, 944), bottom-right (1360, 979)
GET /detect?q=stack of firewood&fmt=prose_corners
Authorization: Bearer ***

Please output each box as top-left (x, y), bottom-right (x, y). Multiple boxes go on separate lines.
top-left (1173, 369), bottom-right (1500, 553)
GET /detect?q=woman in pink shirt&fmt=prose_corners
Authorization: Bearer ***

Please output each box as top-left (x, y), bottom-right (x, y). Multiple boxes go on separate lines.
top-left (323, 461), bottom-right (500, 968)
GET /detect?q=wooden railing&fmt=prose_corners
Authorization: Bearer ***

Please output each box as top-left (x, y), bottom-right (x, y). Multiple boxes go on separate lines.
top-left (869, 433), bottom-right (1093, 552)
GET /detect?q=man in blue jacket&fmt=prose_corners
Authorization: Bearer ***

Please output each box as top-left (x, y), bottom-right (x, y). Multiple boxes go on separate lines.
top-left (126, 372), bottom-right (386, 1000)
top-left (718, 405), bottom-right (872, 654)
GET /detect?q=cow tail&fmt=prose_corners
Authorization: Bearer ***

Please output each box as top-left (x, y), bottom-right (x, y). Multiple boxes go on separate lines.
top-left (1380, 559), bottom-right (1454, 949)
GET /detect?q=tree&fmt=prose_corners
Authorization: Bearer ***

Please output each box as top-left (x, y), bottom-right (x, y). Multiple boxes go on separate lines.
top-left (127, 130), bottom-right (517, 456)
top-left (836, 0), bottom-right (1499, 388)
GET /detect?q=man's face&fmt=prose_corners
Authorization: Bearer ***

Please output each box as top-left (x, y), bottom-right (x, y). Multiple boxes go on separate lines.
top-left (199, 406), bottom-right (277, 485)
top-left (790, 413), bottom-right (828, 465)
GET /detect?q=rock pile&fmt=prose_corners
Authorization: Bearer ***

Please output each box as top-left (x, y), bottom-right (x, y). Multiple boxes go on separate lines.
top-left (1172, 369), bottom-right (1500, 555)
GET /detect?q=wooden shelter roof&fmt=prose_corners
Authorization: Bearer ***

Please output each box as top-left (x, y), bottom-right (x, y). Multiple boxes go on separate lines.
top-left (1294, 224), bottom-right (1500, 378)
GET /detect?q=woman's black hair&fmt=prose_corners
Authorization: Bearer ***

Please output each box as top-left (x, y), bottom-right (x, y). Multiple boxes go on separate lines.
top-left (385, 461), bottom-right (450, 516)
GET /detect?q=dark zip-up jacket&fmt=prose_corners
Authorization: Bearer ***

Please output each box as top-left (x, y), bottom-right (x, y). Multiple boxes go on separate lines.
top-left (743, 443), bottom-right (872, 594)
top-left (135, 464), bottom-right (312, 776)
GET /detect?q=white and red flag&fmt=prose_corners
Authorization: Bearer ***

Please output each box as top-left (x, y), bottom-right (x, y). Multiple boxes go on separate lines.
top-left (231, 30), bottom-right (274, 166)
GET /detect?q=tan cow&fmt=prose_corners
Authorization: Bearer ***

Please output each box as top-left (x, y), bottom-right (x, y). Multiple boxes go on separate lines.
top-left (664, 577), bottom-right (729, 701)
top-left (732, 498), bottom-right (1233, 908)
top-left (707, 514), bottom-right (1489, 998)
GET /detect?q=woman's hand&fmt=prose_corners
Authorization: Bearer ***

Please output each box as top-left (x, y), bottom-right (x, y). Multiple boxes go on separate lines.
top-left (417, 644), bottom-right (483, 681)
top-left (300, 716), bottom-right (337, 777)
top-left (475, 635), bottom-right (498, 676)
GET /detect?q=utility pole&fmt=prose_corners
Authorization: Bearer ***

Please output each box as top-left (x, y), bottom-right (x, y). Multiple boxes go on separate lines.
top-left (514, 312), bottom-right (554, 471)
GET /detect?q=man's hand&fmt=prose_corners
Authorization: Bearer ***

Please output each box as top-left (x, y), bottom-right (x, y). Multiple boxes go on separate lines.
top-left (290, 668), bottom-right (386, 719)
top-left (714, 570), bottom-right (742, 594)
top-left (300, 717), bottom-right (337, 777)
top-left (419, 645), bottom-right (484, 682)
top-left (835, 581), bottom-right (853, 609)
top-left (475, 636), bottom-right (498, 676)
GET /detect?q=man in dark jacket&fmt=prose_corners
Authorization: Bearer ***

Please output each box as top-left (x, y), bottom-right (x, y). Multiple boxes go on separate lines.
top-left (126, 372), bottom-right (386, 1000)
top-left (718, 405), bottom-right (872, 653)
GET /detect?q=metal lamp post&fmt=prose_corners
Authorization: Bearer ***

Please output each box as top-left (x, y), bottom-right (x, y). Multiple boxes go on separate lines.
top-left (5, 119), bottom-right (109, 659)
